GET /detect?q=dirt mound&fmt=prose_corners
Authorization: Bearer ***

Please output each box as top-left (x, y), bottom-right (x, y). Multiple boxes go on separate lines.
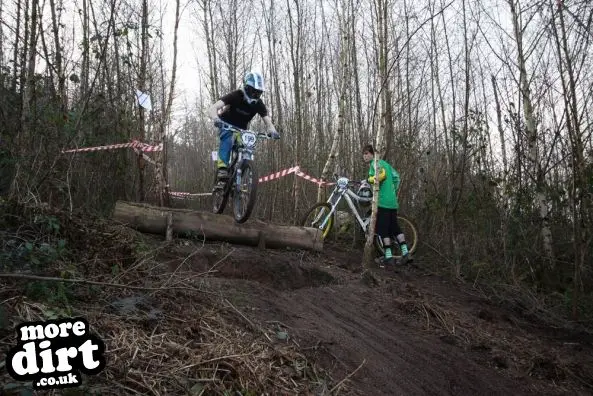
top-left (214, 245), bottom-right (593, 396)
top-left (0, 202), bottom-right (333, 395)
top-left (165, 244), bottom-right (337, 290)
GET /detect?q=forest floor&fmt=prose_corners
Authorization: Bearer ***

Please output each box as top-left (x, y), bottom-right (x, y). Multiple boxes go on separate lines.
top-left (1, 200), bottom-right (593, 395)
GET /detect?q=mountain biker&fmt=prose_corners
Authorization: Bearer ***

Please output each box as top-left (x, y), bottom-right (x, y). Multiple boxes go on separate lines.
top-left (207, 71), bottom-right (280, 190)
top-left (362, 144), bottom-right (413, 267)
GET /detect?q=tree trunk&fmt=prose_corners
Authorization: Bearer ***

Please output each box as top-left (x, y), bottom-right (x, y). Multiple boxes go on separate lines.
top-left (491, 74), bottom-right (510, 272)
top-left (10, 0), bottom-right (38, 198)
top-left (137, 0), bottom-right (149, 202)
top-left (362, 149), bottom-right (381, 271)
top-left (80, 0), bottom-right (89, 100)
top-left (362, 0), bottom-right (389, 271)
top-left (154, 0), bottom-right (180, 208)
top-left (48, 0), bottom-right (66, 111)
top-left (287, 0), bottom-right (304, 224)
top-left (491, 75), bottom-right (508, 177)
top-left (509, 0), bottom-right (555, 265)
top-left (11, 0), bottom-right (22, 92)
top-left (550, 0), bottom-right (589, 319)
top-left (318, 0), bottom-right (349, 202)
top-left (112, 201), bottom-right (324, 251)
top-left (201, 0), bottom-right (219, 101)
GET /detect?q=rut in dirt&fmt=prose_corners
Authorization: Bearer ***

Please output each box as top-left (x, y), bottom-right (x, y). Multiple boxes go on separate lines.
top-left (179, 244), bottom-right (559, 396)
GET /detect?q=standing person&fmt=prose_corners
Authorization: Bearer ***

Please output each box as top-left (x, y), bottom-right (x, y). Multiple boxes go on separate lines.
top-left (362, 144), bottom-right (413, 266)
top-left (208, 71), bottom-right (280, 190)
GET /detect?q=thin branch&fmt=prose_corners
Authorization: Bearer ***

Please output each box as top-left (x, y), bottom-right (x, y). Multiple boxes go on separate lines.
top-left (0, 273), bottom-right (215, 293)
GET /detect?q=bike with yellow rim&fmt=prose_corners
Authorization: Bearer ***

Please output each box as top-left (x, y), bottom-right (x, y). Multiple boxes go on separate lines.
top-left (300, 174), bottom-right (418, 259)
top-left (212, 122), bottom-right (279, 223)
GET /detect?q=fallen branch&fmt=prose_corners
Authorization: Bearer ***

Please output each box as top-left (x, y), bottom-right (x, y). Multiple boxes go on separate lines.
top-left (225, 298), bottom-right (256, 329)
top-left (329, 358), bottom-right (366, 395)
top-left (421, 241), bottom-right (456, 267)
top-left (173, 353), bottom-right (254, 373)
top-left (0, 273), bottom-right (215, 294)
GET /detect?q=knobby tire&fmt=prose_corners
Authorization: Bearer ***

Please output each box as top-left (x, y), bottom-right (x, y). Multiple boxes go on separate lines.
top-left (373, 215), bottom-right (418, 259)
top-left (233, 160), bottom-right (257, 224)
top-left (301, 202), bottom-right (334, 239)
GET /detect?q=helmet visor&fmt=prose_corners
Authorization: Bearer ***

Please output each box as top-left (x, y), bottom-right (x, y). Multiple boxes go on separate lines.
top-left (245, 85), bottom-right (263, 99)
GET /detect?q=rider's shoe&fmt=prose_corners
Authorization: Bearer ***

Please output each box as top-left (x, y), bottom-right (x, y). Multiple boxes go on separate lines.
top-left (217, 167), bottom-right (229, 180)
top-left (212, 167), bottom-right (229, 192)
top-left (375, 256), bottom-right (395, 268)
top-left (398, 253), bottom-right (413, 266)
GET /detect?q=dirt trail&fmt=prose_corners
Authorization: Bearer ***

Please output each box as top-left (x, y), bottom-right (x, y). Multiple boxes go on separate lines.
top-left (4, 201), bottom-right (591, 395)
top-left (182, 243), bottom-right (593, 396)
top-left (273, 285), bottom-right (520, 395)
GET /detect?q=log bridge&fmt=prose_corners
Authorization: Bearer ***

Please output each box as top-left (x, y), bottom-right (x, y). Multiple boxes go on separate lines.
top-left (112, 201), bottom-right (324, 252)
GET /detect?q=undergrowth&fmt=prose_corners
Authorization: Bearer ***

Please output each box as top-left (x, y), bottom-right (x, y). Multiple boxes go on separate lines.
top-left (0, 198), bottom-right (333, 395)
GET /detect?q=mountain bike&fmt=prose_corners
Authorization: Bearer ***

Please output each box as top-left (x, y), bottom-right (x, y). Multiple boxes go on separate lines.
top-left (301, 174), bottom-right (418, 258)
top-left (211, 122), bottom-right (279, 223)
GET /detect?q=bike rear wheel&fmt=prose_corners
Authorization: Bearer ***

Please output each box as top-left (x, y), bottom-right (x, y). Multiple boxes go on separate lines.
top-left (232, 160), bottom-right (257, 223)
top-left (301, 202), bottom-right (334, 239)
top-left (373, 215), bottom-right (418, 259)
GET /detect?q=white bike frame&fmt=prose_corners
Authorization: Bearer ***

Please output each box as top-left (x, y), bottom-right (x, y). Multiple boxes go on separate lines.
top-left (317, 176), bottom-right (373, 232)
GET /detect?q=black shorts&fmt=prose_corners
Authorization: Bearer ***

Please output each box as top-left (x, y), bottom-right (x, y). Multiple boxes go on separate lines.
top-left (375, 207), bottom-right (402, 238)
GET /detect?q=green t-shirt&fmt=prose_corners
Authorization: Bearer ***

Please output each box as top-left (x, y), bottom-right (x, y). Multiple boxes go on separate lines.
top-left (368, 159), bottom-right (400, 209)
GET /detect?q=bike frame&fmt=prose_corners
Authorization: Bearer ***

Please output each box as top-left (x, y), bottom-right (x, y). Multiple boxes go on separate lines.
top-left (220, 123), bottom-right (271, 192)
top-left (316, 177), bottom-right (372, 232)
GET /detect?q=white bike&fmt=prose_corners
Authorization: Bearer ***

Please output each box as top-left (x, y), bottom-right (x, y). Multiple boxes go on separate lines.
top-left (301, 174), bottom-right (418, 258)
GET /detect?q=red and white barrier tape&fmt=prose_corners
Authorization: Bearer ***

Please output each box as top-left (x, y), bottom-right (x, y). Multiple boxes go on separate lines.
top-left (169, 165), bottom-right (336, 198)
top-left (294, 169), bottom-right (335, 187)
top-left (62, 140), bottom-right (162, 154)
top-left (256, 165), bottom-right (335, 186)
top-left (257, 166), bottom-right (300, 183)
top-left (170, 192), bottom-right (213, 198)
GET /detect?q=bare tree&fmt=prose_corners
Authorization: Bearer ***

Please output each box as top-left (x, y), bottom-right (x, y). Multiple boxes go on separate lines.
top-left (317, 0), bottom-right (352, 202)
top-left (548, 0), bottom-right (591, 319)
top-left (509, 0), bottom-right (555, 264)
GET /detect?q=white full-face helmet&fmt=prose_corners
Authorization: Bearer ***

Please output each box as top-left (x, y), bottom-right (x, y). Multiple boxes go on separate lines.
top-left (357, 180), bottom-right (373, 205)
top-left (241, 71), bottom-right (265, 104)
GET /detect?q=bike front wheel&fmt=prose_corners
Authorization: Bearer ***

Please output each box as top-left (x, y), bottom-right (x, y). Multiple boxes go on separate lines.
top-left (232, 160), bottom-right (258, 223)
top-left (373, 215), bottom-right (418, 259)
top-left (301, 202), bottom-right (334, 239)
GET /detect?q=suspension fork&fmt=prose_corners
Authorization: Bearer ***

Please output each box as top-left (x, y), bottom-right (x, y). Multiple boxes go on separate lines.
top-left (234, 151), bottom-right (250, 192)
top-left (235, 154), bottom-right (243, 192)
top-left (318, 188), bottom-right (346, 229)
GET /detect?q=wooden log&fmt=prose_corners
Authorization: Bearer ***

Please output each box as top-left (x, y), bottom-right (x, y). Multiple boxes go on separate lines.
top-left (112, 201), bottom-right (324, 251)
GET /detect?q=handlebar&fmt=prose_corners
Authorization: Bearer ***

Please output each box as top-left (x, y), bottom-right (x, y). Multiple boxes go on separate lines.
top-left (332, 173), bottom-right (366, 187)
top-left (216, 120), bottom-right (277, 139)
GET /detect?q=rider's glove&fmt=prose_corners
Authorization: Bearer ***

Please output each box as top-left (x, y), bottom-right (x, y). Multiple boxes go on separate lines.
top-left (269, 130), bottom-right (280, 139)
top-left (213, 117), bottom-right (223, 128)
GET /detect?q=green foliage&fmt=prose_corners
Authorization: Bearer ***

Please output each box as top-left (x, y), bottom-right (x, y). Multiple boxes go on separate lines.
top-left (24, 281), bottom-right (73, 307)
top-left (1, 236), bottom-right (68, 271)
